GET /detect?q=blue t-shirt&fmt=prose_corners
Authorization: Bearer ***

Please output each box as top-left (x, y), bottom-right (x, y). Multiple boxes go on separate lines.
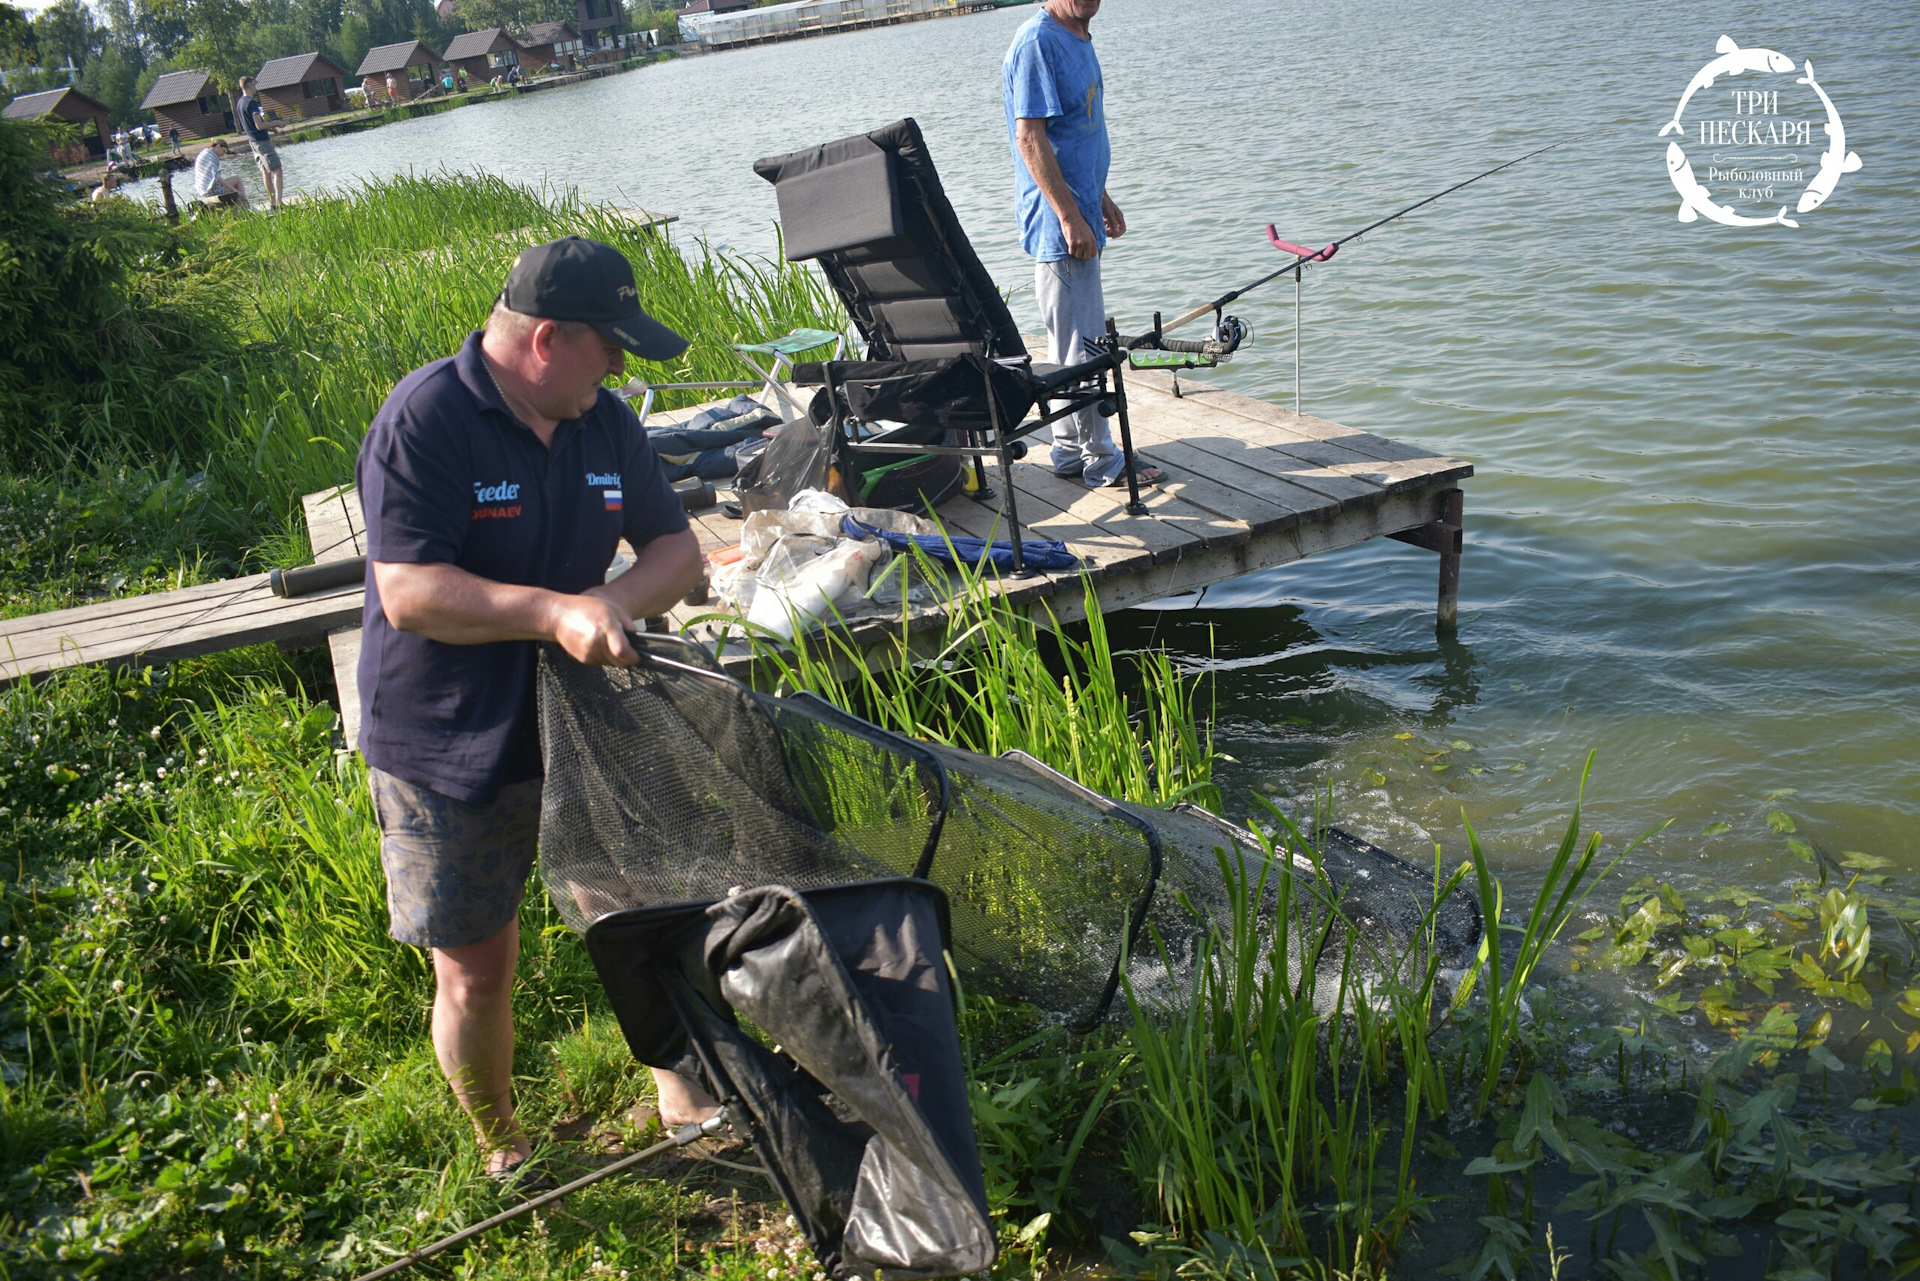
top-left (355, 330), bottom-right (688, 804)
top-left (1002, 10), bottom-right (1110, 262)
top-left (235, 94), bottom-right (269, 143)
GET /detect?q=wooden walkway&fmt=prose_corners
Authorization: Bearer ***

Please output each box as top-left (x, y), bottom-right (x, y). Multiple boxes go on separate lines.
top-left (0, 371), bottom-right (1470, 747)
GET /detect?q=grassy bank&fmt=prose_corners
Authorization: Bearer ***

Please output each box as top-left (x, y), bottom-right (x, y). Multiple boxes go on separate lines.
top-left (6, 145), bottom-right (1920, 1278)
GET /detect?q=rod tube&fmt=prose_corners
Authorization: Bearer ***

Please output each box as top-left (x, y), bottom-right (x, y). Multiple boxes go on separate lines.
top-left (350, 1112), bottom-right (729, 1281)
top-left (269, 556), bottom-right (366, 598)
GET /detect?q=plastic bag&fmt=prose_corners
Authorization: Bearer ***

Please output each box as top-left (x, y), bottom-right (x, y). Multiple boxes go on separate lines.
top-left (732, 417), bottom-right (832, 515)
top-left (745, 539), bottom-right (887, 641)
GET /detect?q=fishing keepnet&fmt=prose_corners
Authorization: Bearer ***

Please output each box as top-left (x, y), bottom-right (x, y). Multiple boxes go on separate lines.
top-left (538, 636), bottom-right (1481, 1028)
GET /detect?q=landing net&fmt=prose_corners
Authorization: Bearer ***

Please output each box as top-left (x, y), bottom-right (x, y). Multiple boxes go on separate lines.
top-left (538, 636), bottom-right (1479, 1028)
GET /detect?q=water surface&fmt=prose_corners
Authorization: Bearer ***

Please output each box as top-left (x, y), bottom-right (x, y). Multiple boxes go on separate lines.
top-left (138, 0), bottom-right (1919, 891)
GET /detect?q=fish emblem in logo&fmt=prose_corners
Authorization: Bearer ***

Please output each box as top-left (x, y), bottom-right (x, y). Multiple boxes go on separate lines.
top-left (1793, 61), bottom-right (1862, 213)
top-left (1666, 143), bottom-right (1798, 228)
top-left (1658, 35), bottom-right (1795, 138)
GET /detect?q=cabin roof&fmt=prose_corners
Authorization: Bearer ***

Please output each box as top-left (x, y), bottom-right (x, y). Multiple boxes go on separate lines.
top-left (356, 39), bottom-right (444, 76)
top-left (522, 20), bottom-right (579, 43)
top-left (443, 28), bottom-right (517, 60)
top-left (4, 86), bottom-right (108, 120)
top-left (141, 69), bottom-right (218, 110)
top-left (256, 52), bottom-right (345, 91)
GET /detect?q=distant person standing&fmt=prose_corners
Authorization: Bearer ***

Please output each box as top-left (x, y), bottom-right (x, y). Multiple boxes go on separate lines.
top-left (1002, 0), bottom-right (1161, 488)
top-left (385, 71), bottom-right (400, 102)
top-left (167, 125), bottom-right (181, 155)
top-left (456, 65), bottom-right (469, 92)
top-left (234, 76), bottom-right (284, 211)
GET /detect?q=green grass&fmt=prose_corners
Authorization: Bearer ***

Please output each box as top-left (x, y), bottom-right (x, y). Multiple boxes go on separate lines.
top-left (7, 169), bottom-right (1920, 1279)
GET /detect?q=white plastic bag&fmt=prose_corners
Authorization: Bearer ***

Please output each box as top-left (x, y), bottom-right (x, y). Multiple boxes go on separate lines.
top-left (745, 539), bottom-right (885, 641)
top-left (788, 488), bottom-right (849, 515)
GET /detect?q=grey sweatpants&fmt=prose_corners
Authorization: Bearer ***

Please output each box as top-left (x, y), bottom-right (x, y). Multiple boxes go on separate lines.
top-left (1034, 254), bottom-right (1123, 487)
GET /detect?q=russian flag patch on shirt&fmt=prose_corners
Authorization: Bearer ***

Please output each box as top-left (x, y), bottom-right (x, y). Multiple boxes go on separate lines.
top-left (603, 489), bottom-right (622, 511)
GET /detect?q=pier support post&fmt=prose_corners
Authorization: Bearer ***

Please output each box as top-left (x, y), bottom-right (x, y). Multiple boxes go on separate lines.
top-left (1436, 487), bottom-right (1463, 627)
top-left (1388, 487), bottom-right (1464, 627)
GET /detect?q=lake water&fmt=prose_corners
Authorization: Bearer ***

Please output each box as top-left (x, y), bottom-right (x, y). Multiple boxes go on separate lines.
top-left (144, 0), bottom-right (1917, 892)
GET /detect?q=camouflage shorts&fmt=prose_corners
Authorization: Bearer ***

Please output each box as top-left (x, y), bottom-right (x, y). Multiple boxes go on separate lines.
top-left (368, 768), bottom-right (542, 949)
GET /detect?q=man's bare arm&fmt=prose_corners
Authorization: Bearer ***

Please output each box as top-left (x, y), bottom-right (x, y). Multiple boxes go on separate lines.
top-left (373, 527), bottom-right (701, 668)
top-left (1014, 117), bottom-right (1099, 259)
top-left (587, 527), bottom-right (703, 621)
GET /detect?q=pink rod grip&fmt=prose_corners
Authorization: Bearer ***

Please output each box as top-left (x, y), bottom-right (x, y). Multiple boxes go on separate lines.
top-left (1265, 226), bottom-right (1337, 261)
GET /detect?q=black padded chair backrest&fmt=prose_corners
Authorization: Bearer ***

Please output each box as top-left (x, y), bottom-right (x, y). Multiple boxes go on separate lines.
top-left (754, 118), bottom-right (1028, 364)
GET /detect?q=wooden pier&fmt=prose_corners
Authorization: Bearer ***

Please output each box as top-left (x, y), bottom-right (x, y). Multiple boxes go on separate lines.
top-left (0, 370), bottom-right (1469, 747)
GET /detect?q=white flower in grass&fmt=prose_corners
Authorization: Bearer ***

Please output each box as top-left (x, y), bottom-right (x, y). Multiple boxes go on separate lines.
top-left (149, 726), bottom-right (160, 739)
top-left (110, 979), bottom-right (125, 993)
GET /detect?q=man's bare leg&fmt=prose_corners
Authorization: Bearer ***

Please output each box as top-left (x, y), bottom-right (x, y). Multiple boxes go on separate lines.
top-left (653, 1067), bottom-right (721, 1127)
top-left (432, 918), bottom-right (530, 1174)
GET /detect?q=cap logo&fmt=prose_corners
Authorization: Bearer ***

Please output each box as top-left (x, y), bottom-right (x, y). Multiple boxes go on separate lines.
top-left (616, 285), bottom-right (638, 300)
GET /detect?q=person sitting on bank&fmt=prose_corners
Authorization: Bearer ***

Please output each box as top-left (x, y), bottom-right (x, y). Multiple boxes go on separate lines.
top-left (356, 237), bottom-right (708, 1185)
top-left (91, 169), bottom-right (121, 204)
top-left (192, 141), bottom-right (248, 208)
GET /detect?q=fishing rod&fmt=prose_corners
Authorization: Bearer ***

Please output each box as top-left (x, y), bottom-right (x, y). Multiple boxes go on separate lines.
top-left (1153, 130), bottom-right (1605, 340)
top-left (1125, 129), bottom-right (1608, 413)
top-left (350, 1110), bottom-right (731, 1281)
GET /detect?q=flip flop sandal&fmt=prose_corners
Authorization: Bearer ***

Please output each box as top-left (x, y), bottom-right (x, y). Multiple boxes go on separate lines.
top-left (488, 1154), bottom-right (559, 1197)
top-left (1104, 466), bottom-right (1165, 487)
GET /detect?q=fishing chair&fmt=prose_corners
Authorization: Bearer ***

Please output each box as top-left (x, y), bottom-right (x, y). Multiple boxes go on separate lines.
top-left (616, 326), bottom-right (845, 428)
top-left (751, 118), bottom-right (1147, 574)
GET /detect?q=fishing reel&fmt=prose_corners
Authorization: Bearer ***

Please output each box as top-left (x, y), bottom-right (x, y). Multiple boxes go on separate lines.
top-left (1113, 310), bottom-right (1249, 385)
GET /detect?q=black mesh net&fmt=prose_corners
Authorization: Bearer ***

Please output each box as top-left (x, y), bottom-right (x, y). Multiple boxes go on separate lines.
top-left (538, 637), bottom-right (1480, 1029)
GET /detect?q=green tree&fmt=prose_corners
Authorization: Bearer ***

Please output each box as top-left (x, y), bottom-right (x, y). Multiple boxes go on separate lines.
top-left (29, 0), bottom-right (104, 73)
top-left (450, 0), bottom-right (577, 37)
top-left (0, 1), bottom-right (36, 67)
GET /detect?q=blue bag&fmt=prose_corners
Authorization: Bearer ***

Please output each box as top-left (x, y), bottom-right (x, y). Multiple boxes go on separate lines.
top-left (842, 515), bottom-right (1078, 572)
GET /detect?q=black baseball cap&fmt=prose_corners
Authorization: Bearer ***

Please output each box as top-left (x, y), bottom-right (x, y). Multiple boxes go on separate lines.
top-left (499, 236), bottom-right (689, 361)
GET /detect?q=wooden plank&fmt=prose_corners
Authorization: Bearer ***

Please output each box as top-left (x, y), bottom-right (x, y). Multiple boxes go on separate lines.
top-left (1127, 368), bottom-right (1468, 468)
top-left (1122, 429), bottom-right (1329, 533)
top-left (300, 486), bottom-right (367, 747)
top-left (1006, 459), bottom-right (1202, 568)
top-left (1122, 388), bottom-right (1387, 509)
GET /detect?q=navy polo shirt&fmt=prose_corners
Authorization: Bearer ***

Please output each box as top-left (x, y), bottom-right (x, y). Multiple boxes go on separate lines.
top-left (355, 330), bottom-right (688, 804)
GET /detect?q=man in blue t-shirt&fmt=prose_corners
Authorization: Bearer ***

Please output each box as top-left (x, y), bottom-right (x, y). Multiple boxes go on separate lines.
top-left (233, 76), bottom-right (283, 211)
top-left (1002, 0), bottom-right (1162, 488)
top-left (356, 237), bottom-right (707, 1185)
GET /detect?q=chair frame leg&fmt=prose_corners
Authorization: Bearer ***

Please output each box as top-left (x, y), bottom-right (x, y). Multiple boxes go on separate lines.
top-left (1105, 318), bottom-right (1146, 516)
top-left (983, 366), bottom-right (1031, 577)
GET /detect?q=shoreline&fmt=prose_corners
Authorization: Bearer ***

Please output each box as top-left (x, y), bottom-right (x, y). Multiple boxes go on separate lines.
top-left (57, 51), bottom-right (677, 192)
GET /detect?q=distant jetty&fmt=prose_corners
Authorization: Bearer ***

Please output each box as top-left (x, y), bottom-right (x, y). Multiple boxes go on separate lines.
top-left (681, 0), bottom-right (1019, 52)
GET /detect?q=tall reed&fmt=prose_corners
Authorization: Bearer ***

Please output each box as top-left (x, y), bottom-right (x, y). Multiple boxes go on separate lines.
top-left (730, 547), bottom-right (1217, 809)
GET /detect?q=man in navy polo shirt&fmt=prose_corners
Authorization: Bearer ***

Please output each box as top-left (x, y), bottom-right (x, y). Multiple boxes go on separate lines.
top-left (357, 237), bottom-right (705, 1184)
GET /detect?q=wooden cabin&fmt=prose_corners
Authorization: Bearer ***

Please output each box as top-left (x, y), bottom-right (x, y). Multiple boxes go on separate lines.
top-left (355, 39), bottom-right (443, 103)
top-left (443, 28), bottom-right (524, 83)
top-left (141, 70), bottom-right (231, 141)
top-left (518, 21), bottom-right (584, 72)
top-left (4, 86), bottom-right (112, 161)
top-left (255, 52), bottom-right (349, 120)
